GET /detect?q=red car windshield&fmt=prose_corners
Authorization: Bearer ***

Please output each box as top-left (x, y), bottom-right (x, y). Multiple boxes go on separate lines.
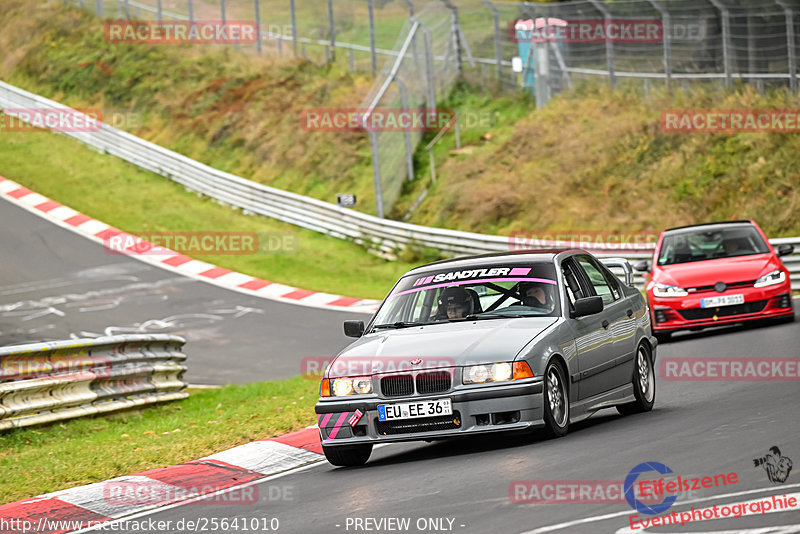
top-left (657, 225), bottom-right (770, 265)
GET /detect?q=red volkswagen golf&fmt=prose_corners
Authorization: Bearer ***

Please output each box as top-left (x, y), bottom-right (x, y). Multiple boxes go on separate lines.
top-left (636, 220), bottom-right (795, 341)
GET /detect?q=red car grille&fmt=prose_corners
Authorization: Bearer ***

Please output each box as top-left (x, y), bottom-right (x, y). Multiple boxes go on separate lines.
top-left (687, 280), bottom-right (756, 293)
top-left (678, 299), bottom-right (768, 320)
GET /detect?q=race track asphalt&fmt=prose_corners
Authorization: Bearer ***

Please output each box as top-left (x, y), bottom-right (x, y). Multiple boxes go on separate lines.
top-left (0, 198), bottom-right (366, 385)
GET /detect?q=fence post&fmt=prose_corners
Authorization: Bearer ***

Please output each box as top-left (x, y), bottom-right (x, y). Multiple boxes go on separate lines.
top-left (327, 0), bottom-right (336, 62)
top-left (775, 0), bottom-right (797, 93)
top-left (420, 23), bottom-right (436, 108)
top-left (708, 0), bottom-right (732, 88)
top-left (254, 0), bottom-right (262, 54)
top-left (586, 0), bottom-right (615, 87)
top-left (188, 0), bottom-right (193, 22)
top-left (349, 48), bottom-right (354, 71)
top-left (440, 0), bottom-right (463, 75)
top-left (480, 0), bottom-right (503, 86)
top-left (290, 0), bottom-right (298, 56)
top-left (95, 0), bottom-right (104, 16)
top-left (369, 131), bottom-right (384, 218)
top-left (394, 78), bottom-right (415, 183)
top-left (123, 0), bottom-right (130, 19)
top-left (366, 0), bottom-right (377, 76)
top-left (220, 0), bottom-right (225, 24)
top-left (645, 0), bottom-right (671, 91)
top-left (157, 0), bottom-right (163, 21)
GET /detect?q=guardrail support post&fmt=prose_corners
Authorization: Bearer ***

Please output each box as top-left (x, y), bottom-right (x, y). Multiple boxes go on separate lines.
top-left (95, 0), bottom-right (104, 16)
top-left (220, 0), bottom-right (225, 24)
top-left (775, 0), bottom-right (797, 92)
top-left (188, 0), bottom-right (193, 22)
top-left (123, 0), bottom-right (130, 19)
top-left (157, 0), bottom-right (163, 21)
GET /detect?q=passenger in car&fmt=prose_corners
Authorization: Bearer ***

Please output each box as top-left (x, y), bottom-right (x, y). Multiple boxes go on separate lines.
top-left (519, 282), bottom-right (554, 310)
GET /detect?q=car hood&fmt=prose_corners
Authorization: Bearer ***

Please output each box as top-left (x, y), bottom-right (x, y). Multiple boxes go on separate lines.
top-left (328, 317), bottom-right (559, 377)
top-left (655, 253), bottom-right (778, 287)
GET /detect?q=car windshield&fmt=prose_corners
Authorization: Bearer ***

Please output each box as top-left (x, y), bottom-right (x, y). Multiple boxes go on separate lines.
top-left (657, 225), bottom-right (770, 265)
top-left (371, 262), bottom-right (560, 330)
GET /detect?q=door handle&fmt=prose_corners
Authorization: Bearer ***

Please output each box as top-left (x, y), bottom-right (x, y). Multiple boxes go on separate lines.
top-left (627, 309), bottom-right (633, 318)
top-left (602, 320), bottom-right (610, 329)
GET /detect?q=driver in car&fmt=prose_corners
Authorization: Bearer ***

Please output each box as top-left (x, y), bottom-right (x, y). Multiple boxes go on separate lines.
top-left (437, 286), bottom-right (475, 319)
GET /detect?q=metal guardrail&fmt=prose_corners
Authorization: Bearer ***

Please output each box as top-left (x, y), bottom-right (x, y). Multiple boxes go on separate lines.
top-left (0, 334), bottom-right (187, 430)
top-left (0, 80), bottom-right (798, 292)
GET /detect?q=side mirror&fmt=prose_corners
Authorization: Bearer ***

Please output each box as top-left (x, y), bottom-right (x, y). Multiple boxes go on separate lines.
top-left (573, 296), bottom-right (604, 318)
top-left (633, 260), bottom-right (651, 273)
top-left (777, 244), bottom-right (794, 257)
top-left (343, 320), bottom-right (365, 338)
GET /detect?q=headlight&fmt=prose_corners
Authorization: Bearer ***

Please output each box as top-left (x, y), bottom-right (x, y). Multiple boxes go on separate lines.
top-left (330, 377), bottom-right (373, 396)
top-left (463, 362), bottom-right (516, 384)
top-left (754, 269), bottom-right (785, 288)
top-left (653, 283), bottom-right (688, 297)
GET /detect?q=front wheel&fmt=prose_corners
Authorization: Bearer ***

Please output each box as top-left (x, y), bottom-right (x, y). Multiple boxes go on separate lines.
top-left (322, 443), bottom-right (373, 467)
top-left (617, 343), bottom-right (656, 415)
top-left (542, 361), bottom-right (569, 438)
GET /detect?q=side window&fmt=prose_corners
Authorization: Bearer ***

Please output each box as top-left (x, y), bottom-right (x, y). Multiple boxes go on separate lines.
top-left (576, 256), bottom-right (617, 305)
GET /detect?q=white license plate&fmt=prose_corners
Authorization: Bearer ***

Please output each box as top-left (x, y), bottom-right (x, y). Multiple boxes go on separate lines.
top-left (701, 294), bottom-right (744, 308)
top-left (377, 398), bottom-right (452, 421)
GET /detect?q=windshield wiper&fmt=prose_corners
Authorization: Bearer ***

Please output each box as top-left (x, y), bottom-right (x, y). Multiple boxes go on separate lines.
top-left (372, 321), bottom-right (424, 330)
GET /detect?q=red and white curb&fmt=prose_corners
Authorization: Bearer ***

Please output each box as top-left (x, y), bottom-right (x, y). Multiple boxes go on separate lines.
top-left (0, 175), bottom-right (379, 314)
top-left (0, 427), bottom-right (324, 534)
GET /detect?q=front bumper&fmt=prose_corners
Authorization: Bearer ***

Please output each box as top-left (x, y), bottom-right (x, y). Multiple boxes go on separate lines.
top-left (649, 285), bottom-right (794, 333)
top-left (314, 379), bottom-right (544, 446)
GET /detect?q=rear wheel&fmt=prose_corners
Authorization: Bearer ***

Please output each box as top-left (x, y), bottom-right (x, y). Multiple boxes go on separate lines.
top-left (617, 343), bottom-right (656, 415)
top-left (322, 443), bottom-right (373, 467)
top-left (542, 361), bottom-right (569, 438)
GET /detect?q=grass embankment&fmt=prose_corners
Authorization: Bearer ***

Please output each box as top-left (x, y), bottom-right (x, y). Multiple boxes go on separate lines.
top-left (409, 83), bottom-right (800, 237)
top-left (0, 0), bottom-right (527, 220)
top-left (0, 377), bottom-right (320, 505)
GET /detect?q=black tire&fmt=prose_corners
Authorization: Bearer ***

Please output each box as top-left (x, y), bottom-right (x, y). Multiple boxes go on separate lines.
top-left (617, 343), bottom-right (656, 415)
top-left (322, 443), bottom-right (373, 467)
top-left (654, 331), bottom-right (671, 344)
top-left (542, 361), bottom-right (569, 438)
